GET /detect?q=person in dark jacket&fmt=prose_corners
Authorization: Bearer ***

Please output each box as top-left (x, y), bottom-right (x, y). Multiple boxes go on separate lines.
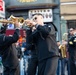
top-left (25, 13), bottom-right (59, 75)
top-left (0, 20), bottom-right (20, 75)
top-left (26, 27), bottom-right (38, 75)
top-left (68, 28), bottom-right (76, 75)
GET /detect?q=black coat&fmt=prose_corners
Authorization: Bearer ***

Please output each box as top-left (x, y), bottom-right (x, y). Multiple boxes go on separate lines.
top-left (26, 28), bottom-right (38, 58)
top-left (0, 29), bottom-right (20, 69)
top-left (26, 23), bottom-right (59, 61)
top-left (68, 35), bottom-right (76, 62)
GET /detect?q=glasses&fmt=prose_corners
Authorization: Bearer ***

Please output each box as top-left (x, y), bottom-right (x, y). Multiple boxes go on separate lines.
top-left (70, 30), bottom-right (73, 32)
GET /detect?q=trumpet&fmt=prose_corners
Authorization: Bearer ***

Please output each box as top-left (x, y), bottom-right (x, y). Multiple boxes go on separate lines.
top-left (0, 15), bottom-right (35, 27)
top-left (0, 20), bottom-right (13, 24)
top-left (0, 15), bottom-right (25, 25)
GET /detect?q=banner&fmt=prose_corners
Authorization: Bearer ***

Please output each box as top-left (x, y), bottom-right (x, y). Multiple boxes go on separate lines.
top-left (0, 0), bottom-right (5, 18)
top-left (0, 0), bottom-right (3, 11)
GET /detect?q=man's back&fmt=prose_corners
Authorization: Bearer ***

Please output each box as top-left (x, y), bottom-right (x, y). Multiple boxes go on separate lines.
top-left (0, 30), bottom-right (19, 69)
top-left (3, 44), bottom-right (19, 68)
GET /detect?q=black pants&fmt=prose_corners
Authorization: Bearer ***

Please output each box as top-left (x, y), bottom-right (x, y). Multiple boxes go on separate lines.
top-left (27, 57), bottom-right (38, 75)
top-left (70, 60), bottom-right (76, 75)
top-left (38, 57), bottom-right (59, 75)
top-left (4, 65), bottom-right (20, 75)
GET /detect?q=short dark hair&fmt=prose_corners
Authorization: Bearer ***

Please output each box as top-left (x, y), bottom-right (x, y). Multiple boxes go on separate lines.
top-left (32, 13), bottom-right (43, 21)
top-left (32, 13), bottom-right (43, 17)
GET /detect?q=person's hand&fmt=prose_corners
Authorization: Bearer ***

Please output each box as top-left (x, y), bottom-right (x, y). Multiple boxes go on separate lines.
top-left (32, 27), bottom-right (36, 32)
top-left (14, 18), bottom-right (20, 29)
top-left (24, 19), bottom-right (37, 27)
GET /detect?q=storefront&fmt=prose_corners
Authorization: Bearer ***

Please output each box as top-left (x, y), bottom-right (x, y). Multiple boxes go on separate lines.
top-left (4, 0), bottom-right (56, 19)
top-left (4, 0), bottom-right (61, 40)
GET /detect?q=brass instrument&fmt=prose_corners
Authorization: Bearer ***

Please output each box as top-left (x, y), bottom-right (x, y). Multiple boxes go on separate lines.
top-left (0, 15), bottom-right (34, 27)
top-left (0, 20), bottom-right (13, 24)
top-left (0, 15), bottom-right (25, 25)
top-left (59, 44), bottom-right (67, 58)
top-left (10, 15), bottom-right (24, 24)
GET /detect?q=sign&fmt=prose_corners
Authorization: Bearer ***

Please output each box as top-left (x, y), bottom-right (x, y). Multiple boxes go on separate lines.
top-left (6, 0), bottom-right (54, 8)
top-left (6, 29), bottom-right (25, 37)
top-left (17, 0), bottom-right (36, 3)
top-left (0, 0), bottom-right (3, 11)
top-left (29, 9), bottom-right (53, 22)
top-left (0, 1), bottom-right (5, 18)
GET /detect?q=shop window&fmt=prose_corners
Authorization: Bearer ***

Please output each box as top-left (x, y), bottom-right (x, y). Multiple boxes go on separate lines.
top-left (67, 20), bottom-right (76, 29)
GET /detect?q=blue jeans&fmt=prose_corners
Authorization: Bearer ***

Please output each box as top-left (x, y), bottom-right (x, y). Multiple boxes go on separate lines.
top-left (20, 55), bottom-right (31, 75)
top-left (61, 58), bottom-right (70, 75)
top-left (56, 58), bottom-right (61, 75)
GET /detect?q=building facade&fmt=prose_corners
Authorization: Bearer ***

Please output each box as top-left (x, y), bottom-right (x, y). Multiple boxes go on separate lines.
top-left (60, 0), bottom-right (76, 29)
top-left (3, 0), bottom-right (61, 40)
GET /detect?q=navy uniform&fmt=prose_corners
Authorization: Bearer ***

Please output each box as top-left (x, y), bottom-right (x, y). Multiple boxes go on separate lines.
top-left (68, 34), bottom-right (76, 75)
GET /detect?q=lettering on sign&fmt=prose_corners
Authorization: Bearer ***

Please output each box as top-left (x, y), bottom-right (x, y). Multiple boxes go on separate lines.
top-left (17, 0), bottom-right (36, 3)
top-left (29, 9), bottom-right (53, 22)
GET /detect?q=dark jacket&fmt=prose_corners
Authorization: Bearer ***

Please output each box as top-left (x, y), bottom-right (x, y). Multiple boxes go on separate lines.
top-left (26, 23), bottom-right (59, 61)
top-left (68, 35), bottom-right (76, 62)
top-left (26, 28), bottom-right (38, 58)
top-left (0, 29), bottom-right (20, 68)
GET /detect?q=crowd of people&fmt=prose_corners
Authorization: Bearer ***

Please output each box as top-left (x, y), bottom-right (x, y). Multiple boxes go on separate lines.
top-left (57, 28), bottom-right (76, 75)
top-left (0, 13), bottom-right (76, 75)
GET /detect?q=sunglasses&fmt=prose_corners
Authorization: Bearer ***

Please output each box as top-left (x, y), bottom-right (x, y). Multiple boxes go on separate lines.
top-left (33, 17), bottom-right (37, 21)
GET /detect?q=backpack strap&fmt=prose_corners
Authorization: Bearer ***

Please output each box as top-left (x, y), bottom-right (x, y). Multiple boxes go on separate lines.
top-left (50, 22), bottom-right (58, 32)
